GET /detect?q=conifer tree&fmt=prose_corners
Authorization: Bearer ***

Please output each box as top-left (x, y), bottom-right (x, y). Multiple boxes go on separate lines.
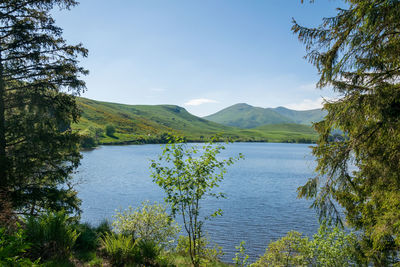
top-left (0, 0), bottom-right (87, 220)
top-left (294, 0), bottom-right (400, 264)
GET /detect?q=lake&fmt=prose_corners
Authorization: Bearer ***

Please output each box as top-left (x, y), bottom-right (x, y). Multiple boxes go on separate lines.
top-left (74, 142), bottom-right (319, 262)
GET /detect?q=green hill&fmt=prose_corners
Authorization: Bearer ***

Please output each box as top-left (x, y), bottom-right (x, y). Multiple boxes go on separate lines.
top-left (272, 106), bottom-right (327, 125)
top-left (75, 97), bottom-right (239, 144)
top-left (203, 103), bottom-right (294, 128)
top-left (73, 98), bottom-right (319, 146)
top-left (204, 103), bottom-right (326, 128)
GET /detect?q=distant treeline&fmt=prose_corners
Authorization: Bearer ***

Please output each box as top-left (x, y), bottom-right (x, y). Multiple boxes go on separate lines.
top-left (79, 128), bottom-right (317, 149)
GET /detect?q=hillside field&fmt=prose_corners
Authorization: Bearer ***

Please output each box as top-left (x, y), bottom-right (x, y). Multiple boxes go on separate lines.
top-left (73, 98), bottom-right (319, 146)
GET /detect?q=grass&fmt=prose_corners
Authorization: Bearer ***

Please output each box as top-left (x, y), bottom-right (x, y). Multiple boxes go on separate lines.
top-left (73, 97), bottom-right (319, 145)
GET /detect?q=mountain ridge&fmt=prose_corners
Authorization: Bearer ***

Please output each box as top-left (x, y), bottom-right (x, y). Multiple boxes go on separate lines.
top-left (203, 103), bottom-right (327, 128)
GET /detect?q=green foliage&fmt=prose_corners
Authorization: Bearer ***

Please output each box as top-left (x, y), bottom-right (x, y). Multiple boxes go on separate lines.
top-left (25, 211), bottom-right (80, 260)
top-left (137, 239), bottom-right (161, 265)
top-left (151, 137), bottom-right (241, 266)
top-left (233, 241), bottom-right (249, 267)
top-left (0, 226), bottom-right (38, 266)
top-left (79, 126), bottom-right (104, 148)
top-left (252, 231), bottom-right (310, 267)
top-left (105, 124), bottom-right (116, 137)
top-left (176, 235), bottom-right (224, 262)
top-left (41, 259), bottom-right (75, 267)
top-left (154, 253), bottom-right (176, 267)
top-left (73, 223), bottom-right (99, 252)
top-left (80, 133), bottom-right (97, 149)
top-left (100, 233), bottom-right (139, 266)
top-left (308, 223), bottom-right (357, 266)
top-left (112, 201), bottom-right (180, 248)
top-left (0, 0), bottom-right (87, 218)
top-left (252, 223), bottom-right (357, 267)
top-left (294, 0), bottom-right (400, 264)
top-left (96, 219), bottom-right (112, 236)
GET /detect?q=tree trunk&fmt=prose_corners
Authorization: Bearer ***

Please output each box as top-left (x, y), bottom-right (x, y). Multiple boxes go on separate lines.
top-left (0, 51), bottom-right (9, 221)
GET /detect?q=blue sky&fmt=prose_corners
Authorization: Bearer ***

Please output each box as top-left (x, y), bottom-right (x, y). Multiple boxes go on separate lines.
top-left (54, 0), bottom-right (344, 116)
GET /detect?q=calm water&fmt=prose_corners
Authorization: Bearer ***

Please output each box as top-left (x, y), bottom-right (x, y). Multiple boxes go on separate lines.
top-left (74, 143), bottom-right (319, 262)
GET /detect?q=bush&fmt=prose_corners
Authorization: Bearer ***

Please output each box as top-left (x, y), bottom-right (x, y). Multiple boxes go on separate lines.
top-left (105, 125), bottom-right (116, 137)
top-left (80, 134), bottom-right (97, 148)
top-left (96, 219), bottom-right (112, 236)
top-left (137, 239), bottom-right (161, 265)
top-left (112, 201), bottom-right (180, 248)
top-left (25, 211), bottom-right (79, 260)
top-left (252, 231), bottom-right (310, 267)
top-left (154, 253), bottom-right (176, 267)
top-left (176, 235), bottom-right (224, 262)
top-left (252, 223), bottom-right (358, 266)
top-left (308, 223), bottom-right (358, 266)
top-left (73, 223), bottom-right (99, 252)
top-left (0, 225), bottom-right (38, 265)
top-left (100, 233), bottom-right (139, 266)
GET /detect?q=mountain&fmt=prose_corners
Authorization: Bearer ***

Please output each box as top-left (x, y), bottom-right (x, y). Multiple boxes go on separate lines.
top-left (75, 97), bottom-right (235, 140)
top-left (272, 106), bottom-right (327, 125)
top-left (74, 98), bottom-right (318, 145)
top-left (204, 103), bottom-right (326, 128)
top-left (203, 103), bottom-right (294, 128)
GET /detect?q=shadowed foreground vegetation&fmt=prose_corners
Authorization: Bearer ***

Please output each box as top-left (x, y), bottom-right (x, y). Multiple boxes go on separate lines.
top-left (0, 206), bottom-right (360, 267)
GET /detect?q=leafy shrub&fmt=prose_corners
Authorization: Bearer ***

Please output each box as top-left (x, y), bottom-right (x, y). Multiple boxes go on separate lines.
top-left (112, 201), bottom-right (180, 248)
top-left (95, 219), bottom-right (112, 236)
top-left (137, 239), bottom-right (161, 265)
top-left (233, 241), bottom-right (249, 267)
top-left (155, 253), bottom-right (176, 267)
top-left (100, 233), bottom-right (139, 266)
top-left (252, 223), bottom-right (357, 266)
top-left (25, 211), bottom-right (79, 260)
top-left (252, 231), bottom-right (310, 266)
top-left (176, 235), bottom-right (224, 261)
top-left (73, 223), bottom-right (99, 252)
top-left (308, 223), bottom-right (358, 266)
top-left (0, 225), bottom-right (38, 265)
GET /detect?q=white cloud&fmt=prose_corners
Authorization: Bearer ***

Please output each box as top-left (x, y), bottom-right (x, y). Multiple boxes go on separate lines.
top-left (285, 97), bottom-right (330, 110)
top-left (184, 98), bottom-right (219, 106)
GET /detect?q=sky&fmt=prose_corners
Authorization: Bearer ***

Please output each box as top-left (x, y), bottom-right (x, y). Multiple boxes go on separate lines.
top-left (53, 0), bottom-right (345, 116)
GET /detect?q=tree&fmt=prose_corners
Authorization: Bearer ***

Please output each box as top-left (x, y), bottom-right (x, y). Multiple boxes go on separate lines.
top-left (151, 137), bottom-right (242, 266)
top-left (293, 0), bottom-right (400, 264)
top-left (105, 124), bottom-right (116, 137)
top-left (0, 0), bottom-right (88, 220)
